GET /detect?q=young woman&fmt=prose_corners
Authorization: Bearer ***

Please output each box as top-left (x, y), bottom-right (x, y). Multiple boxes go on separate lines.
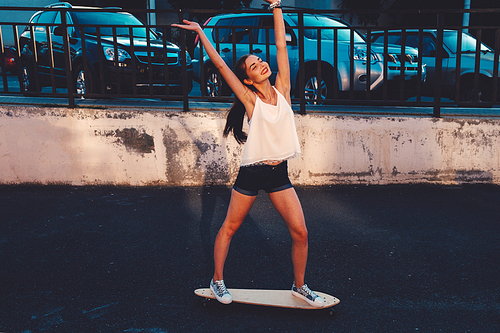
top-left (173, 0), bottom-right (323, 307)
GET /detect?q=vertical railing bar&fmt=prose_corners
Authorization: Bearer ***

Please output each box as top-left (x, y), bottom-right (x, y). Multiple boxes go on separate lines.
top-left (46, 23), bottom-right (56, 94)
top-left (316, 27), bottom-right (322, 104)
top-left (298, 12), bottom-right (305, 114)
top-left (383, 30), bottom-right (388, 101)
top-left (365, 28), bottom-right (371, 101)
top-left (416, 28), bottom-right (423, 102)
top-left (61, 9), bottom-right (75, 107)
top-left (492, 28), bottom-right (500, 103)
top-left (455, 28), bottom-right (463, 104)
top-left (80, 25), bottom-right (90, 98)
top-left (199, 36), bottom-right (205, 98)
top-left (265, 26), bottom-right (270, 64)
top-left (13, 24), bottom-right (23, 93)
top-left (349, 28), bottom-right (354, 101)
top-left (146, 24), bottom-right (153, 97)
top-left (0, 26), bottom-right (8, 93)
top-left (216, 26), bottom-right (222, 99)
top-left (434, 14), bottom-right (443, 117)
top-left (180, 28), bottom-right (189, 111)
top-left (333, 28), bottom-right (338, 101)
top-left (399, 29), bottom-right (406, 101)
top-left (129, 26), bottom-right (138, 97)
top-left (96, 27), bottom-right (105, 95)
top-left (29, 24), bottom-right (40, 94)
top-left (112, 26), bottom-right (121, 96)
top-left (161, 25), bottom-right (169, 100)
top-left (473, 29), bottom-right (482, 104)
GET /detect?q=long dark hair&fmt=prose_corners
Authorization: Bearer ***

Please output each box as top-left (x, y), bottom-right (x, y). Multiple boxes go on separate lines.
top-left (223, 54), bottom-right (256, 144)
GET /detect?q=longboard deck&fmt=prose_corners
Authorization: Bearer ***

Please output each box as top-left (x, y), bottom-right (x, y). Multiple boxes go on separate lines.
top-left (194, 288), bottom-right (340, 309)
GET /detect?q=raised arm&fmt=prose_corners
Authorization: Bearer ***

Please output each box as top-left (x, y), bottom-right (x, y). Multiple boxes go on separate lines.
top-left (266, 0), bottom-right (291, 104)
top-left (172, 20), bottom-right (256, 110)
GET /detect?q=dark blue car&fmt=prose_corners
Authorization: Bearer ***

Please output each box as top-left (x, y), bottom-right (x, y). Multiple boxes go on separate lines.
top-left (18, 2), bottom-right (193, 96)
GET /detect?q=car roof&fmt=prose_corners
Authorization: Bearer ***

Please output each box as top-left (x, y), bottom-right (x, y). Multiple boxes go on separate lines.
top-left (207, 12), bottom-right (343, 22)
top-left (370, 29), bottom-right (455, 34)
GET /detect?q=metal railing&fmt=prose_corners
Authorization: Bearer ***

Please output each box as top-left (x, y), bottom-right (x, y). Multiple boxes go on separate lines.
top-left (1, 6), bottom-right (500, 117)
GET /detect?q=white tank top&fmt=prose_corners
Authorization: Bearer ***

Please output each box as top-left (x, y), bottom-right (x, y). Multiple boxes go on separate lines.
top-left (241, 87), bottom-right (301, 166)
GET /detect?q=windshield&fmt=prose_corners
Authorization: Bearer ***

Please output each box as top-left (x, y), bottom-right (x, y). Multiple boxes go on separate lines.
top-left (73, 11), bottom-right (156, 39)
top-left (288, 14), bottom-right (364, 43)
top-left (443, 31), bottom-right (492, 53)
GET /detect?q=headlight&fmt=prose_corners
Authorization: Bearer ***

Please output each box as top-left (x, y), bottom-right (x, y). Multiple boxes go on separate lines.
top-left (351, 47), bottom-right (378, 63)
top-left (185, 51), bottom-right (192, 66)
top-left (103, 47), bottom-right (131, 62)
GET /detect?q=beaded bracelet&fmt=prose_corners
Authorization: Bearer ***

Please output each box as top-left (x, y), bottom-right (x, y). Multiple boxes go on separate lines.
top-left (268, 1), bottom-right (282, 10)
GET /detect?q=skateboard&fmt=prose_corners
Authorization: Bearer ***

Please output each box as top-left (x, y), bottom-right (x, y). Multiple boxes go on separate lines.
top-left (195, 288), bottom-right (340, 315)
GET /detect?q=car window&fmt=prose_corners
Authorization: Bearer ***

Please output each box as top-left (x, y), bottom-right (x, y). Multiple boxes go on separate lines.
top-left (288, 14), bottom-right (364, 43)
top-left (443, 31), bottom-right (492, 53)
top-left (228, 16), bottom-right (258, 44)
top-left (372, 35), bottom-right (401, 45)
top-left (35, 11), bottom-right (56, 33)
top-left (404, 34), bottom-right (436, 56)
top-left (73, 11), bottom-right (154, 39)
top-left (53, 12), bottom-right (75, 37)
top-left (256, 16), bottom-right (294, 45)
top-left (213, 18), bottom-right (232, 43)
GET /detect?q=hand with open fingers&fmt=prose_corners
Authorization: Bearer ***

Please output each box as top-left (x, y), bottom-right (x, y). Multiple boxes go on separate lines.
top-left (171, 19), bottom-right (201, 33)
top-left (263, 0), bottom-right (279, 4)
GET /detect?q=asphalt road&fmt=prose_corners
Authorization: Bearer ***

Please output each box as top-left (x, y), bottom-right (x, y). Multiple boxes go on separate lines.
top-left (1, 184), bottom-right (499, 332)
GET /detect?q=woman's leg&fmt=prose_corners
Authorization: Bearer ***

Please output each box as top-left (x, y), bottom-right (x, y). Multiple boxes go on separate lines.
top-left (268, 187), bottom-right (308, 288)
top-left (213, 189), bottom-right (257, 282)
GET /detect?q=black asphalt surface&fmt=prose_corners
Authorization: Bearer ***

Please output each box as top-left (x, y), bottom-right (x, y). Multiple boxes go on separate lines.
top-left (1, 184), bottom-right (499, 332)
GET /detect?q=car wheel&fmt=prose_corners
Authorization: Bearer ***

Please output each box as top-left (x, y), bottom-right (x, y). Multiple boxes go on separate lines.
top-left (205, 67), bottom-right (231, 98)
top-left (303, 70), bottom-right (332, 105)
top-left (74, 64), bottom-right (94, 96)
top-left (459, 78), bottom-right (492, 102)
top-left (20, 61), bottom-right (37, 95)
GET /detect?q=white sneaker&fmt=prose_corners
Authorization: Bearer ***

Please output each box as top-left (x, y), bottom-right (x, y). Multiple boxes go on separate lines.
top-left (210, 279), bottom-right (232, 304)
top-left (291, 283), bottom-right (324, 307)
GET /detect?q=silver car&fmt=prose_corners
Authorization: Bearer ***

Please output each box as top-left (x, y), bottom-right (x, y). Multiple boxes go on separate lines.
top-left (371, 29), bottom-right (498, 102)
top-left (193, 12), bottom-right (385, 103)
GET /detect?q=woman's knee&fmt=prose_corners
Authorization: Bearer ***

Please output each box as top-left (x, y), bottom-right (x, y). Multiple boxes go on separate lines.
top-left (219, 219), bottom-right (243, 238)
top-left (291, 226), bottom-right (308, 244)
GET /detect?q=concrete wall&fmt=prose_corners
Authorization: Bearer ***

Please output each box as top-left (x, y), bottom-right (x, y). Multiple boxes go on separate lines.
top-left (1, 105), bottom-right (499, 186)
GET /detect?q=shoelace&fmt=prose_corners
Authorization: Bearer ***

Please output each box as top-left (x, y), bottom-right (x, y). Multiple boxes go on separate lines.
top-left (299, 284), bottom-right (316, 298)
top-left (214, 281), bottom-right (229, 296)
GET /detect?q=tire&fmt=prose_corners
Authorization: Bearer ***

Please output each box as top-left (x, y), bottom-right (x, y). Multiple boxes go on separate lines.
top-left (459, 78), bottom-right (492, 103)
top-left (74, 64), bottom-right (95, 97)
top-left (303, 70), bottom-right (333, 105)
top-left (204, 67), bottom-right (231, 98)
top-left (19, 61), bottom-right (38, 95)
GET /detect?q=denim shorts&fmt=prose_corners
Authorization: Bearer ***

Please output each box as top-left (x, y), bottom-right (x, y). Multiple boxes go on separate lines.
top-left (233, 161), bottom-right (293, 196)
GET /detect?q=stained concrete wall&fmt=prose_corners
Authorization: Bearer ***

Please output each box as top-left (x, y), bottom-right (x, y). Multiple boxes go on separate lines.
top-left (1, 105), bottom-right (499, 186)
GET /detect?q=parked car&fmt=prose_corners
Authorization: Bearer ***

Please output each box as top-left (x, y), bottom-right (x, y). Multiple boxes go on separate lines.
top-left (1, 46), bottom-right (18, 75)
top-left (18, 2), bottom-right (193, 96)
top-left (370, 29), bottom-right (498, 102)
top-left (192, 12), bottom-right (423, 103)
top-left (368, 38), bottom-right (426, 99)
top-left (193, 12), bottom-right (383, 103)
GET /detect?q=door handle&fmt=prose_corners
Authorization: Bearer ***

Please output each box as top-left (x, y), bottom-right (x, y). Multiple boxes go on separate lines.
top-left (222, 48), bottom-right (231, 53)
